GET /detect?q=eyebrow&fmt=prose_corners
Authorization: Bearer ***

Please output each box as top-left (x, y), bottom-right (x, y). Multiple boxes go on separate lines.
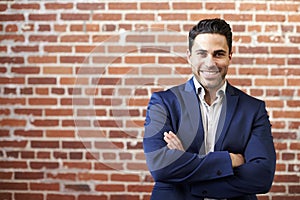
top-left (195, 49), bottom-right (227, 54)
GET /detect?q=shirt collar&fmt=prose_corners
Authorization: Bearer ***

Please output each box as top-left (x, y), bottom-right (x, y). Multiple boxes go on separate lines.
top-left (193, 76), bottom-right (227, 100)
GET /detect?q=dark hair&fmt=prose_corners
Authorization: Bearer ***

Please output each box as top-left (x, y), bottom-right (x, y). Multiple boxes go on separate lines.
top-left (188, 18), bottom-right (232, 53)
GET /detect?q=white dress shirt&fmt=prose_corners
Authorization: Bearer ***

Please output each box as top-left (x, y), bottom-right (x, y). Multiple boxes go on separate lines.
top-left (193, 77), bottom-right (227, 200)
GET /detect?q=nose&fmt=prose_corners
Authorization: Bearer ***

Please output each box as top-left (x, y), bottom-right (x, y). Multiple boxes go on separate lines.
top-left (204, 55), bottom-right (216, 68)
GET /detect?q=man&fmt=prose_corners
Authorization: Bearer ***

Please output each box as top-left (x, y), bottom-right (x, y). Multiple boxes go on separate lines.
top-left (143, 18), bottom-right (276, 200)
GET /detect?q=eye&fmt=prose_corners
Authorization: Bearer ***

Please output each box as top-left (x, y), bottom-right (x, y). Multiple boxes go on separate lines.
top-left (215, 52), bottom-right (226, 58)
top-left (197, 51), bottom-right (207, 57)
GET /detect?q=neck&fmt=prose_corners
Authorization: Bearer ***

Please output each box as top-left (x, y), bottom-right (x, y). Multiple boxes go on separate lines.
top-left (204, 88), bottom-right (217, 106)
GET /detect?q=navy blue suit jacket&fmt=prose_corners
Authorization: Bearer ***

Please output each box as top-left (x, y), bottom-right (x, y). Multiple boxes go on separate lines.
top-left (143, 78), bottom-right (276, 200)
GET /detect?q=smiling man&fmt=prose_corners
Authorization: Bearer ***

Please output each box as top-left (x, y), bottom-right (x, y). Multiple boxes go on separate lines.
top-left (143, 18), bottom-right (276, 200)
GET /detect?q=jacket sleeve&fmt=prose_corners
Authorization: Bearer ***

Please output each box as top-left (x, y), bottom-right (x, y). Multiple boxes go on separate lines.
top-left (190, 101), bottom-right (276, 199)
top-left (143, 92), bottom-right (234, 183)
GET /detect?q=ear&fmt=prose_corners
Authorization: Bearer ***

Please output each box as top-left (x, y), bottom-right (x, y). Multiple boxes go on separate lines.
top-left (228, 51), bottom-right (233, 60)
top-left (186, 49), bottom-right (192, 64)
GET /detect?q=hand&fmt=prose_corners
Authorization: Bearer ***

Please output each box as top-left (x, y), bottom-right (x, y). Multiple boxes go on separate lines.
top-left (164, 131), bottom-right (184, 151)
top-left (229, 153), bottom-right (245, 168)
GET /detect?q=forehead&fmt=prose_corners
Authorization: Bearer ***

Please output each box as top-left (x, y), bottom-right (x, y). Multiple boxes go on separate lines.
top-left (192, 33), bottom-right (228, 51)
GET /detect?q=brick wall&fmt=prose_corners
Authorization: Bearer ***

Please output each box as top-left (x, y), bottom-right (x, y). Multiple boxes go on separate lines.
top-left (0, 0), bottom-right (299, 200)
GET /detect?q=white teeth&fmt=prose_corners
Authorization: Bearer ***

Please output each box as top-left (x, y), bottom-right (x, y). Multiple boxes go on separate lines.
top-left (201, 71), bottom-right (218, 74)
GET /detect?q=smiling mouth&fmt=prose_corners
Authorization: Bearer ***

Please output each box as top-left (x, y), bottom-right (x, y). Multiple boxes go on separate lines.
top-left (200, 70), bottom-right (219, 74)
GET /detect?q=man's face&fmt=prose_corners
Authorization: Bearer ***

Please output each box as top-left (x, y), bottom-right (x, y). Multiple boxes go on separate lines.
top-left (187, 33), bottom-right (232, 91)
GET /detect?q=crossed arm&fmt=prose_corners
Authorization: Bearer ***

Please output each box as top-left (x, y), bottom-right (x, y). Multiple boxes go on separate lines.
top-left (164, 131), bottom-right (245, 168)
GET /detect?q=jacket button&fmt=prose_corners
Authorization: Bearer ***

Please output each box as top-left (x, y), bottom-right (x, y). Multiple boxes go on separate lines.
top-left (217, 170), bottom-right (222, 176)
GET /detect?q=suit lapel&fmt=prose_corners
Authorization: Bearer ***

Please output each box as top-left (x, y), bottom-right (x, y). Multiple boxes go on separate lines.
top-left (215, 83), bottom-right (239, 151)
top-left (170, 79), bottom-right (204, 150)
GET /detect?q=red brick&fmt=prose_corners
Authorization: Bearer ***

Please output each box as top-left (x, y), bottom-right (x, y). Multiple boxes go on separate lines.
top-left (30, 162), bottom-right (59, 169)
top-left (61, 35), bottom-right (89, 42)
top-left (45, 109), bottom-right (73, 116)
top-left (77, 3), bottom-right (105, 10)
top-left (0, 57), bottom-right (24, 64)
top-left (21, 151), bottom-right (35, 159)
top-left (62, 141), bottom-right (91, 149)
top-left (14, 130), bottom-right (43, 137)
top-left (0, 14), bottom-right (24, 21)
top-left (12, 67), bottom-right (40, 74)
top-left (44, 45), bottom-right (72, 52)
top-left (65, 184), bottom-right (90, 192)
top-left (15, 172), bottom-right (44, 180)
top-left (158, 13), bottom-right (187, 21)
top-left (256, 14), bottom-right (285, 22)
top-left (288, 78), bottom-right (300, 86)
top-left (282, 153), bottom-right (295, 160)
top-left (0, 182), bottom-right (27, 190)
top-left (31, 119), bottom-right (59, 127)
top-left (63, 162), bottom-right (91, 170)
top-left (78, 173), bottom-right (108, 181)
top-left (51, 88), bottom-right (65, 95)
top-left (93, 14), bottom-right (122, 21)
top-left (289, 185), bottom-right (300, 194)
top-left (127, 162), bottom-right (148, 170)
top-left (239, 46), bottom-right (268, 54)
top-left (173, 2), bottom-right (202, 9)
top-left (274, 111), bottom-right (300, 118)
top-left (11, 3), bottom-right (39, 9)
top-left (47, 194), bottom-right (75, 200)
top-left (111, 195), bottom-right (139, 200)
top-left (31, 140), bottom-right (59, 148)
top-left (61, 14), bottom-right (90, 20)
top-left (224, 14), bottom-right (252, 21)
top-left (141, 3), bottom-right (169, 10)
top-left (274, 175), bottom-right (300, 183)
top-left (30, 183), bottom-right (60, 191)
top-left (0, 108), bottom-right (10, 115)
top-left (270, 185), bottom-right (286, 193)
top-left (0, 46), bottom-right (7, 52)
top-left (78, 195), bottom-right (108, 200)
top-left (95, 184), bottom-right (125, 192)
top-left (0, 172), bottom-right (12, 179)
top-left (28, 56), bottom-right (57, 63)
top-left (0, 140), bottom-right (27, 148)
top-left (0, 161), bottom-right (27, 169)
top-left (128, 185), bottom-right (153, 192)
top-left (239, 68), bottom-right (268, 76)
top-left (108, 3), bottom-right (137, 9)
top-left (95, 141), bottom-right (124, 149)
top-left (240, 3), bottom-right (266, 11)
top-left (61, 98), bottom-right (89, 105)
top-left (0, 119), bottom-right (26, 127)
top-left (28, 77), bottom-right (56, 84)
top-left (45, 3), bottom-right (73, 9)
top-left (125, 56), bottom-right (155, 64)
top-left (0, 98), bottom-right (25, 105)
top-left (29, 35), bottom-right (57, 42)
top-left (5, 24), bottom-right (18, 32)
top-left (191, 14), bottom-right (221, 21)
top-left (0, 35), bottom-right (24, 43)
top-left (206, 3), bottom-right (235, 10)
top-left (29, 14), bottom-right (56, 21)
top-left (270, 3), bottom-right (299, 12)
top-left (94, 162), bottom-right (123, 171)
top-left (47, 173), bottom-right (76, 181)
top-left (35, 88), bottom-right (49, 95)
top-left (75, 45), bottom-right (98, 53)
top-left (0, 129), bottom-right (10, 137)
top-left (38, 24), bottom-right (50, 31)
top-left (60, 56), bottom-right (85, 63)
top-left (0, 4), bottom-right (7, 11)
top-left (125, 13), bottom-right (155, 21)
